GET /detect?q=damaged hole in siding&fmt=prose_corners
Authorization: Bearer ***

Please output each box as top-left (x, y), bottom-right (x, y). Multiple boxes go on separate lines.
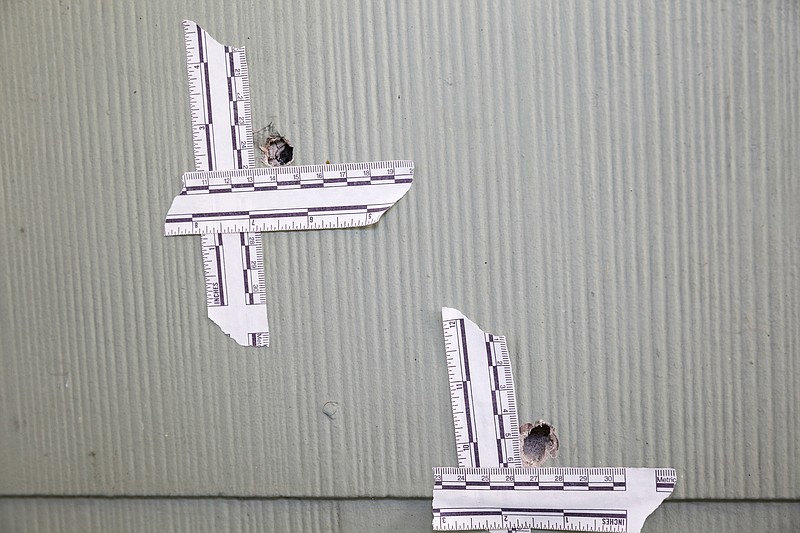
top-left (519, 420), bottom-right (559, 467)
top-left (255, 123), bottom-right (294, 166)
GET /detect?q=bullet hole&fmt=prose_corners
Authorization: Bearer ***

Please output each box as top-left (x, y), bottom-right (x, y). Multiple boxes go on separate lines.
top-left (256, 123), bottom-right (294, 166)
top-left (519, 420), bottom-right (559, 467)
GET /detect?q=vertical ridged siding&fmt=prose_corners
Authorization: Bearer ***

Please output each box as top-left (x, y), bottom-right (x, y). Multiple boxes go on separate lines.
top-left (0, 0), bottom-right (797, 506)
top-left (0, 498), bottom-right (340, 532)
top-left (0, 499), bottom-right (798, 533)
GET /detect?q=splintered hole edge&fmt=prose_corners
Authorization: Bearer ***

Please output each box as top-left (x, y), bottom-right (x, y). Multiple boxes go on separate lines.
top-left (519, 420), bottom-right (559, 467)
top-left (256, 126), bottom-right (294, 167)
top-left (528, 423), bottom-right (552, 438)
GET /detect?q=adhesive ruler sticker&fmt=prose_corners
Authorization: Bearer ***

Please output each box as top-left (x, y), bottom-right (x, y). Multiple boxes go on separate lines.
top-left (442, 307), bottom-right (527, 533)
top-left (164, 161), bottom-right (413, 235)
top-left (202, 232), bottom-right (269, 347)
top-left (442, 307), bottom-right (521, 470)
top-left (169, 21), bottom-right (412, 346)
top-left (435, 309), bottom-right (674, 533)
top-left (432, 467), bottom-right (676, 532)
top-left (181, 20), bottom-right (268, 347)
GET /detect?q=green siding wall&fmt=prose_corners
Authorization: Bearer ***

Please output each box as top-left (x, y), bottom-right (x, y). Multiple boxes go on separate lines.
top-left (1, 0), bottom-right (798, 531)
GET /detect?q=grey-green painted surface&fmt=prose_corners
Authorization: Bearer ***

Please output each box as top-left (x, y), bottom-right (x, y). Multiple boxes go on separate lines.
top-left (1, 0), bottom-right (798, 530)
top-left (1, 500), bottom-right (799, 533)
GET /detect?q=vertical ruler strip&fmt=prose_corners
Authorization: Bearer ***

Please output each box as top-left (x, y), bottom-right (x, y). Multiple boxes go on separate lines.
top-left (442, 307), bottom-right (526, 533)
top-left (184, 21), bottom-right (268, 347)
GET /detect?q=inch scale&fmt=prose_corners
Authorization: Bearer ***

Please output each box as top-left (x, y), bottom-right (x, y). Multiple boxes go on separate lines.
top-left (164, 161), bottom-right (414, 235)
top-left (432, 466), bottom-right (677, 532)
top-left (184, 20), bottom-right (254, 172)
top-left (201, 232), bottom-right (269, 347)
top-left (436, 309), bottom-right (675, 532)
top-left (182, 20), bottom-right (268, 346)
top-left (442, 308), bottom-right (521, 469)
top-left (170, 21), bottom-right (412, 346)
top-left (442, 307), bottom-right (527, 533)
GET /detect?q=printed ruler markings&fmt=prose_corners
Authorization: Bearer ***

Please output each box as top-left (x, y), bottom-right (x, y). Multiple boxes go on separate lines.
top-left (240, 232), bottom-right (265, 305)
top-left (432, 467), bottom-right (676, 532)
top-left (432, 467), bottom-right (628, 491)
top-left (174, 22), bottom-right (413, 345)
top-left (183, 20), bottom-right (268, 347)
top-left (486, 335), bottom-right (506, 467)
top-left (654, 469), bottom-right (676, 492)
top-left (437, 309), bottom-right (675, 533)
top-left (165, 207), bottom-right (397, 235)
top-left (444, 318), bottom-right (479, 468)
top-left (458, 318), bottom-right (477, 467)
top-left (201, 234), bottom-right (227, 307)
top-left (165, 164), bottom-right (414, 237)
top-left (178, 161), bottom-right (414, 192)
top-left (442, 309), bottom-right (526, 533)
top-left (443, 315), bottom-right (521, 471)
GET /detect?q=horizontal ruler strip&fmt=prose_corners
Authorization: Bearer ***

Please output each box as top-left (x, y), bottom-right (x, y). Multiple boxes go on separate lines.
top-left (164, 182), bottom-right (412, 236)
top-left (431, 508), bottom-right (628, 532)
top-left (180, 160), bottom-right (413, 191)
top-left (432, 467), bottom-right (675, 533)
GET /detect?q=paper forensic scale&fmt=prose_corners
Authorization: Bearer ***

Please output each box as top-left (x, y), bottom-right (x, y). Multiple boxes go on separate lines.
top-left (165, 21), bottom-right (412, 346)
top-left (435, 308), bottom-right (674, 532)
top-left (164, 162), bottom-right (414, 235)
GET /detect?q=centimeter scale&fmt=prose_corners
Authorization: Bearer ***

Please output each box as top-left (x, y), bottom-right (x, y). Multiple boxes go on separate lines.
top-left (435, 308), bottom-right (675, 532)
top-left (166, 21), bottom-right (412, 346)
